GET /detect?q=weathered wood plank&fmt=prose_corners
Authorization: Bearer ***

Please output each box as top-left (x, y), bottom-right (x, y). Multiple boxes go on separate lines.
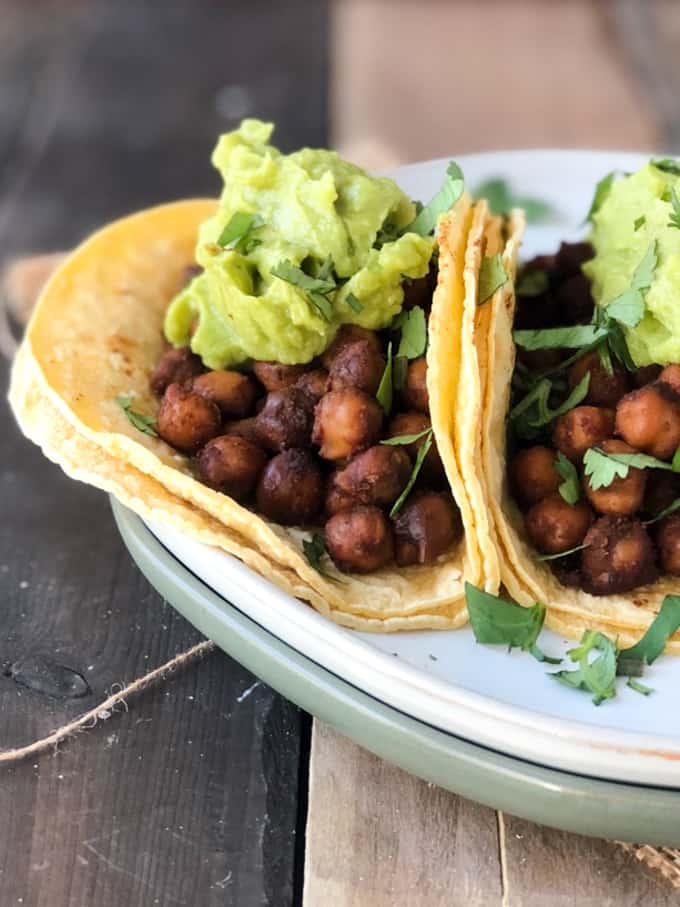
top-left (303, 723), bottom-right (503, 906)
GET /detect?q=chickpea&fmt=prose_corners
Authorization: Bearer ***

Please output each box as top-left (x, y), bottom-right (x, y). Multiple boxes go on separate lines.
top-left (255, 449), bottom-right (324, 526)
top-left (253, 361), bottom-right (310, 392)
top-left (157, 383), bottom-right (221, 453)
top-left (295, 368), bottom-right (329, 404)
top-left (192, 370), bottom-right (258, 418)
top-left (510, 446), bottom-right (561, 508)
top-left (615, 384), bottom-right (680, 460)
top-left (554, 241), bottom-right (594, 277)
top-left (196, 435), bottom-right (267, 500)
top-left (254, 387), bottom-right (314, 452)
top-left (633, 365), bottom-right (662, 387)
top-left (552, 406), bottom-right (615, 462)
top-left (517, 348), bottom-right (564, 373)
top-left (554, 273), bottom-right (593, 324)
top-left (657, 514), bottom-right (680, 575)
top-left (331, 445), bottom-right (411, 509)
top-left (402, 271), bottom-right (434, 310)
top-left (658, 364), bottom-right (680, 397)
top-left (583, 439), bottom-right (646, 516)
top-left (325, 478), bottom-right (356, 517)
top-left (312, 389), bottom-right (383, 461)
top-left (328, 340), bottom-right (385, 395)
top-left (581, 515), bottom-right (657, 595)
top-left (150, 347), bottom-right (203, 396)
top-left (320, 325), bottom-right (382, 370)
top-left (643, 472), bottom-right (680, 520)
top-left (324, 506), bottom-right (394, 573)
top-left (568, 350), bottom-right (629, 408)
top-left (393, 492), bottom-right (462, 566)
top-left (388, 412), bottom-right (445, 484)
top-left (223, 417), bottom-right (262, 447)
top-left (524, 492), bottom-right (593, 555)
top-left (401, 357), bottom-right (429, 414)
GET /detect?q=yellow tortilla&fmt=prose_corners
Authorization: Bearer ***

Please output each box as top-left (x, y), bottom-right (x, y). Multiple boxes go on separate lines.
top-left (480, 212), bottom-right (680, 647)
top-left (9, 198), bottom-right (483, 630)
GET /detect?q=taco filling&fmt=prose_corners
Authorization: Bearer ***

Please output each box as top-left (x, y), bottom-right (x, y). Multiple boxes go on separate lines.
top-left (505, 161), bottom-right (680, 598)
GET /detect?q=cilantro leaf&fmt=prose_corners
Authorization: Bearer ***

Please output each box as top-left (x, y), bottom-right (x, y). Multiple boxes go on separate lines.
top-left (634, 215), bottom-right (646, 231)
top-left (302, 533), bottom-right (330, 575)
top-left (627, 677), bottom-right (654, 696)
top-left (465, 584), bottom-right (558, 663)
top-left (116, 395), bottom-right (158, 438)
top-left (513, 324), bottom-right (608, 351)
top-left (554, 452), bottom-right (581, 504)
top-left (478, 254), bottom-right (508, 305)
top-left (516, 269), bottom-right (549, 298)
top-left (474, 178), bottom-right (555, 223)
top-left (381, 427), bottom-right (433, 446)
top-left (606, 241), bottom-right (657, 328)
top-left (668, 188), bottom-right (680, 230)
top-left (674, 447), bottom-right (680, 472)
top-left (585, 171), bottom-right (617, 223)
top-left (644, 497), bottom-right (680, 526)
top-left (346, 292), bottom-right (363, 314)
top-left (651, 157), bottom-right (680, 175)
top-left (395, 306), bottom-right (427, 359)
top-left (376, 341), bottom-right (393, 414)
top-left (551, 630), bottom-right (618, 705)
top-left (528, 372), bottom-right (590, 428)
top-left (407, 162), bottom-right (464, 236)
top-left (389, 430), bottom-right (433, 516)
top-left (617, 595), bottom-right (680, 675)
top-left (536, 543), bottom-right (588, 562)
top-left (271, 260), bottom-right (336, 322)
top-left (393, 355), bottom-right (408, 391)
top-left (584, 446), bottom-right (679, 490)
top-left (217, 212), bottom-right (263, 253)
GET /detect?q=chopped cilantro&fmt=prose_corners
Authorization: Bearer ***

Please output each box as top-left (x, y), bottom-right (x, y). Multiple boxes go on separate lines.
top-left (302, 533), bottom-right (329, 575)
top-left (585, 171), bottom-right (617, 223)
top-left (627, 677), bottom-right (653, 696)
top-left (376, 342), bottom-right (393, 414)
top-left (634, 215), bottom-right (646, 232)
top-left (217, 211), bottom-right (263, 253)
top-left (583, 446), bottom-right (680, 491)
top-left (478, 254), bottom-right (508, 305)
top-left (116, 395), bottom-right (158, 437)
top-left (394, 306), bottom-right (427, 359)
top-left (551, 630), bottom-right (617, 706)
top-left (536, 542), bottom-right (588, 562)
top-left (528, 373), bottom-right (590, 429)
top-left (513, 324), bottom-right (608, 351)
top-left (474, 177), bottom-right (555, 223)
top-left (465, 584), bottom-right (560, 664)
top-left (651, 157), bottom-right (680, 175)
top-left (516, 269), bottom-right (549, 298)
top-left (393, 355), bottom-right (408, 391)
top-left (346, 292), bottom-right (364, 314)
top-left (644, 498), bottom-right (680, 526)
top-left (617, 595), bottom-right (680, 676)
top-left (381, 426), bottom-right (433, 446)
top-left (407, 162), bottom-right (464, 236)
top-left (389, 430), bottom-right (433, 516)
top-left (669, 188), bottom-right (680, 230)
top-left (606, 241), bottom-right (657, 328)
top-left (554, 452), bottom-right (581, 505)
top-left (270, 260), bottom-right (336, 321)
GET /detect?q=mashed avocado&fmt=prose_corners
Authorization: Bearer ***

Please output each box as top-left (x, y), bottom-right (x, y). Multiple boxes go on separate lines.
top-left (165, 119), bottom-right (435, 368)
top-left (584, 162), bottom-right (680, 366)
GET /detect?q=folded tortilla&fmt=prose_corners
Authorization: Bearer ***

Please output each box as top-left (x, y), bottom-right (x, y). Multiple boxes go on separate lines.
top-left (9, 196), bottom-right (491, 631)
top-left (479, 214), bottom-right (680, 649)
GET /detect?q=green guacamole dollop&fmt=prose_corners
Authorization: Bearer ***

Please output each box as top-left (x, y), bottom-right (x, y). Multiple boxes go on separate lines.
top-left (165, 119), bottom-right (435, 368)
top-left (584, 162), bottom-right (680, 366)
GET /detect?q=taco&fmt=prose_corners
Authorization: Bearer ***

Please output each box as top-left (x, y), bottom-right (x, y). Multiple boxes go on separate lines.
top-left (481, 161), bottom-right (680, 648)
top-left (8, 121), bottom-right (495, 631)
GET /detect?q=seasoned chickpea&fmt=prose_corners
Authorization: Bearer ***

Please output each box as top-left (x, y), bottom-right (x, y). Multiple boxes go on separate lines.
top-left (581, 515), bottom-right (657, 595)
top-left (555, 241), bottom-right (594, 277)
top-left (658, 364), bottom-right (680, 397)
top-left (643, 472), bottom-right (680, 519)
top-left (615, 384), bottom-right (680, 460)
top-left (633, 365), bottom-right (662, 387)
top-left (517, 348), bottom-right (564, 373)
top-left (331, 445), bottom-right (411, 509)
top-left (402, 272), bottom-right (434, 310)
top-left (150, 347), bottom-right (203, 396)
top-left (554, 273), bottom-right (593, 324)
top-left (393, 492), bottom-right (462, 566)
top-left (510, 446), bottom-right (561, 508)
top-left (552, 406), bottom-right (614, 462)
top-left (325, 478), bottom-right (356, 517)
top-left (583, 439), bottom-right (646, 516)
top-left (254, 387), bottom-right (314, 452)
top-left (295, 368), bottom-right (329, 403)
top-left (196, 435), bottom-right (267, 500)
top-left (253, 361), bottom-right (310, 392)
top-left (388, 412), bottom-right (445, 484)
top-left (324, 506), bottom-right (394, 573)
top-left (192, 370), bottom-right (258, 418)
top-left (312, 389), bottom-right (383, 461)
top-left (524, 492), bottom-right (593, 555)
top-left (568, 350), bottom-right (629, 408)
top-left (157, 383), bottom-right (221, 453)
top-left (223, 417), bottom-right (262, 447)
top-left (657, 514), bottom-right (680, 575)
top-left (255, 449), bottom-right (324, 525)
top-left (320, 325), bottom-right (382, 369)
top-left (328, 340), bottom-right (385, 395)
top-left (401, 357), bottom-right (429, 414)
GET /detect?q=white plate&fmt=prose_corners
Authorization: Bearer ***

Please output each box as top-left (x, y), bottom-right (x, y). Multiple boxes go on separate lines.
top-left (148, 150), bottom-right (680, 787)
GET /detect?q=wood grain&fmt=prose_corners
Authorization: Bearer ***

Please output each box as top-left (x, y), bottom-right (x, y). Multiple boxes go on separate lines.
top-left (0, 1), bottom-right (328, 904)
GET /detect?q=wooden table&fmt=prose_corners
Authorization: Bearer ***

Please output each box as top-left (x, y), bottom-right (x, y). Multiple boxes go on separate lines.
top-left (3, 2), bottom-right (680, 905)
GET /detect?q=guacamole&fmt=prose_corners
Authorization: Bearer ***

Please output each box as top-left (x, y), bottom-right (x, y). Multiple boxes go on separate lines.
top-left (165, 119), bottom-right (435, 368)
top-left (585, 162), bottom-right (680, 366)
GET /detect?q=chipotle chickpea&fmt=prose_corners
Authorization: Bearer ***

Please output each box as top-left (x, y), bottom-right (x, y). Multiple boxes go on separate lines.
top-left (196, 435), bottom-right (267, 500)
top-left (615, 383), bottom-right (680, 460)
top-left (312, 389), bottom-right (383, 461)
top-left (157, 383), bottom-right (221, 453)
top-left (658, 364), bottom-right (680, 397)
top-left (255, 449), bottom-right (323, 525)
top-left (320, 325), bottom-right (382, 370)
top-left (192, 370), bottom-right (258, 418)
top-left (393, 492), bottom-right (462, 566)
top-left (328, 340), bottom-right (385, 395)
top-left (388, 412), bottom-right (445, 483)
top-left (254, 387), bottom-right (314, 451)
top-left (581, 515), bottom-right (657, 595)
top-left (510, 446), bottom-right (561, 508)
top-left (253, 361), bottom-right (310, 392)
top-left (324, 506), bottom-right (394, 573)
top-left (401, 357), bottom-right (429, 414)
top-left (552, 406), bottom-right (614, 462)
top-left (329, 445), bottom-right (411, 510)
top-left (294, 368), bottom-right (329, 403)
top-left (524, 492), bottom-right (593, 555)
top-left (150, 347), bottom-right (203, 396)
top-left (583, 439), bottom-right (646, 516)
top-left (568, 350), bottom-right (629, 408)
top-left (656, 514), bottom-right (680, 575)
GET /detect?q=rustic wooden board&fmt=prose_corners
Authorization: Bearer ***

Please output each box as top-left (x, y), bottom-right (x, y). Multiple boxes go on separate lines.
top-left (0, 1), bottom-right (327, 904)
top-left (303, 724), bottom-right (680, 906)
